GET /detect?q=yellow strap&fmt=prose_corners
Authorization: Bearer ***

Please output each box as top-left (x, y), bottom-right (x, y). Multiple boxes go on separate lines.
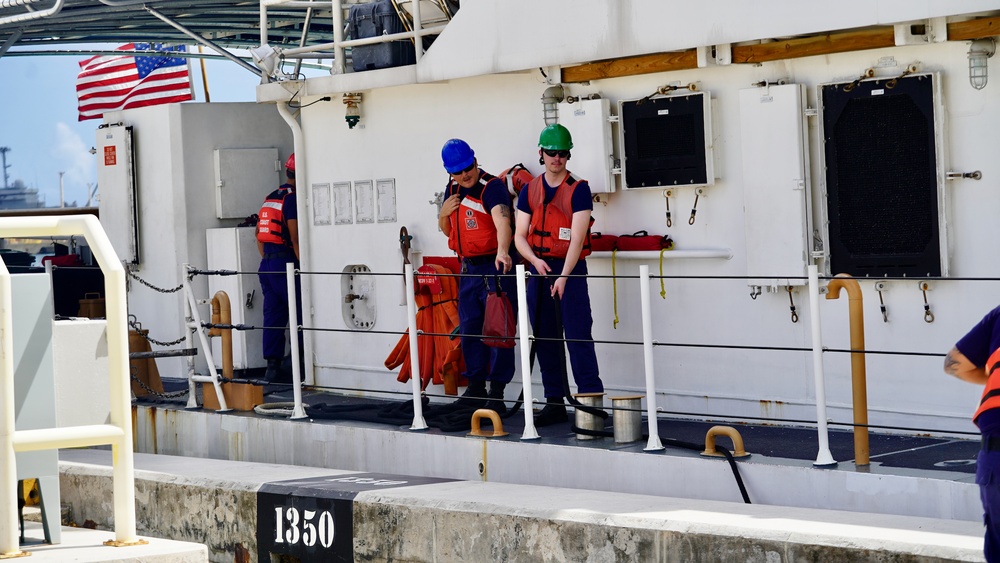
top-left (612, 249), bottom-right (619, 329)
top-left (659, 248), bottom-right (667, 299)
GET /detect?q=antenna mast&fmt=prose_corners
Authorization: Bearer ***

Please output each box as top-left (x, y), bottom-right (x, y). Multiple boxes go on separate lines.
top-left (0, 147), bottom-right (10, 189)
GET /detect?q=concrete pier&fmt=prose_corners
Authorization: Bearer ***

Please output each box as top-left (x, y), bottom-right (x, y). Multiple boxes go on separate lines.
top-left (58, 450), bottom-right (984, 563)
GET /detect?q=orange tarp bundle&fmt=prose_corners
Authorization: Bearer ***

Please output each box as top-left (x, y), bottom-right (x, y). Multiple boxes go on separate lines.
top-left (384, 264), bottom-right (466, 394)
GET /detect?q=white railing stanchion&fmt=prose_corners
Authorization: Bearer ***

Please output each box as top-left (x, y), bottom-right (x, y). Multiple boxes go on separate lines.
top-left (639, 265), bottom-right (664, 451)
top-left (182, 264), bottom-right (198, 408)
top-left (516, 265), bottom-right (540, 440)
top-left (182, 273), bottom-right (230, 412)
top-left (286, 262), bottom-right (307, 419)
top-left (330, 0), bottom-right (345, 74)
top-left (809, 264), bottom-right (837, 467)
top-left (0, 260), bottom-right (21, 556)
top-left (404, 264), bottom-right (428, 430)
top-left (411, 0), bottom-right (423, 63)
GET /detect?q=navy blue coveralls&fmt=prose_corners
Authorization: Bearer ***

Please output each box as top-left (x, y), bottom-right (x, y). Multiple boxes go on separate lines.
top-left (257, 185), bottom-right (302, 362)
top-left (516, 176), bottom-right (602, 399)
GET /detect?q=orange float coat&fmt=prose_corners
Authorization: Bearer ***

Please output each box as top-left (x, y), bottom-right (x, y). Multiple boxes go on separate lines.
top-left (384, 264), bottom-right (466, 393)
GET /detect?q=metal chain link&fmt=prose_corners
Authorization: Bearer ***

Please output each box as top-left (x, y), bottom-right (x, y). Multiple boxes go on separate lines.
top-left (128, 316), bottom-right (189, 347)
top-left (130, 367), bottom-right (190, 399)
top-left (126, 269), bottom-right (183, 293)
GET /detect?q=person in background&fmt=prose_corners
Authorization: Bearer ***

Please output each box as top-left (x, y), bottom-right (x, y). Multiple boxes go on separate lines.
top-left (514, 124), bottom-right (603, 426)
top-left (257, 153), bottom-right (301, 385)
top-left (438, 138), bottom-right (517, 413)
top-left (945, 305), bottom-right (1000, 562)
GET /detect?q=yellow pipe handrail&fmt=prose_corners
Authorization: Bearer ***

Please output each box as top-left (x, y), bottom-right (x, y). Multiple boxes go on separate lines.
top-left (825, 274), bottom-right (870, 466)
top-left (701, 425), bottom-right (750, 458)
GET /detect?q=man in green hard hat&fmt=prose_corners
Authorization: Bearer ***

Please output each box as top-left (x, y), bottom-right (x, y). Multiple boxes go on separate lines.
top-left (514, 124), bottom-right (603, 426)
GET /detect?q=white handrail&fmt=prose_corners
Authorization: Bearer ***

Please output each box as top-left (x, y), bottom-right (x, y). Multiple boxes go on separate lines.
top-left (516, 265), bottom-right (539, 440)
top-left (286, 262), bottom-right (307, 419)
top-left (182, 274), bottom-right (231, 412)
top-left (404, 264), bottom-right (427, 430)
top-left (0, 214), bottom-right (138, 552)
top-left (808, 264), bottom-right (837, 467)
top-left (639, 265), bottom-right (664, 451)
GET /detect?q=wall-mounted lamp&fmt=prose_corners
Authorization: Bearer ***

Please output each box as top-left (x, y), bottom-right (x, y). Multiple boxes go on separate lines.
top-left (968, 38), bottom-right (995, 90)
top-left (250, 44), bottom-right (280, 82)
top-left (343, 93), bottom-right (362, 128)
top-left (541, 85), bottom-right (564, 125)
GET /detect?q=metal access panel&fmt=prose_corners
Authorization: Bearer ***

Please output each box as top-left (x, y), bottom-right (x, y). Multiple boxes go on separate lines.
top-left (207, 227), bottom-right (265, 370)
top-left (619, 91), bottom-right (714, 189)
top-left (12, 273), bottom-right (61, 544)
top-left (556, 98), bottom-right (615, 193)
top-left (819, 73), bottom-right (944, 277)
top-left (214, 148), bottom-right (281, 219)
top-left (96, 124), bottom-right (140, 264)
top-left (739, 83), bottom-right (812, 286)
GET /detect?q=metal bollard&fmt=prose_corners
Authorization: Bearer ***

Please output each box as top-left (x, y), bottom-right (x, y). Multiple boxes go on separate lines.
top-left (611, 395), bottom-right (643, 443)
top-left (573, 392), bottom-right (605, 440)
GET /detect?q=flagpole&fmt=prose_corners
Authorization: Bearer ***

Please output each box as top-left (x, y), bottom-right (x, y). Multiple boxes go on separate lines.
top-left (198, 45), bottom-right (210, 103)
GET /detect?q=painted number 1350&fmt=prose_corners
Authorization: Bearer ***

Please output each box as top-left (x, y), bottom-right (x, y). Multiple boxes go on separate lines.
top-left (273, 506), bottom-right (335, 548)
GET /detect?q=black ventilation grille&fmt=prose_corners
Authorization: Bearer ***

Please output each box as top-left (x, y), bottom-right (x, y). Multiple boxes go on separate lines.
top-left (621, 93), bottom-right (709, 188)
top-left (822, 75), bottom-right (941, 277)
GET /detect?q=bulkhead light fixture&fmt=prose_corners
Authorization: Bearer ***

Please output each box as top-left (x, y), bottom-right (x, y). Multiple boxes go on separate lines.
top-left (968, 38), bottom-right (995, 90)
top-left (541, 85), bottom-right (565, 125)
top-left (343, 93), bottom-right (362, 128)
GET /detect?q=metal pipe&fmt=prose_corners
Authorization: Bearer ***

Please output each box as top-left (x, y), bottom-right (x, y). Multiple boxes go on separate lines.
top-left (411, 0), bottom-right (423, 63)
top-left (280, 24), bottom-right (447, 56)
top-left (0, 29), bottom-right (22, 59)
top-left (330, 0), bottom-right (345, 75)
top-left (515, 265), bottom-right (539, 440)
top-left (210, 291), bottom-right (233, 381)
top-left (259, 0), bottom-right (268, 51)
top-left (404, 264), bottom-right (427, 430)
top-left (808, 264), bottom-right (836, 466)
top-left (286, 262), bottom-right (307, 419)
top-left (276, 101), bottom-right (315, 387)
top-left (145, 7), bottom-right (263, 77)
top-left (12, 425), bottom-right (124, 452)
top-left (182, 276), bottom-right (230, 412)
top-left (0, 0), bottom-right (63, 27)
top-left (0, 258), bottom-right (20, 556)
top-left (293, 6), bottom-right (314, 79)
top-left (182, 265), bottom-right (199, 409)
top-left (825, 273), bottom-right (870, 466)
top-left (0, 215), bottom-right (138, 545)
top-left (638, 265), bottom-right (663, 450)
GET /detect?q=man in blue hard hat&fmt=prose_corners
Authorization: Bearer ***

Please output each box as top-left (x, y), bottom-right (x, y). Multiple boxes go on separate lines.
top-left (438, 138), bottom-right (517, 413)
top-left (257, 153), bottom-right (301, 386)
top-left (514, 124), bottom-right (603, 426)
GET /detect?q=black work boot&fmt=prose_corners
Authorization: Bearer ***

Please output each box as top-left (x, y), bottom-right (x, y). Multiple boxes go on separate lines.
top-left (453, 379), bottom-right (487, 409)
top-left (263, 358), bottom-right (283, 383)
top-left (485, 382), bottom-right (507, 415)
top-left (534, 397), bottom-right (568, 427)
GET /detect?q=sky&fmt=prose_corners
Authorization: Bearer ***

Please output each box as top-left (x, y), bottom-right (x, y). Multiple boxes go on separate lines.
top-left (0, 47), bottom-right (277, 207)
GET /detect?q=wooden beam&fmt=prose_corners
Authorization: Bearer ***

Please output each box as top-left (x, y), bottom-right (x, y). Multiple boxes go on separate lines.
top-left (562, 50), bottom-right (697, 83)
top-left (731, 28), bottom-right (895, 64)
top-left (560, 16), bottom-right (1000, 84)
top-left (948, 16), bottom-right (1000, 41)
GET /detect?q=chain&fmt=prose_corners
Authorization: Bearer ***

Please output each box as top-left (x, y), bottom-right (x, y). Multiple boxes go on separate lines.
top-left (129, 315), bottom-right (189, 347)
top-left (126, 269), bottom-right (183, 294)
top-left (130, 367), bottom-right (190, 399)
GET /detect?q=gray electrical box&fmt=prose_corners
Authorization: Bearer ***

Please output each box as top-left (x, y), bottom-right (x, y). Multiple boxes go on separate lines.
top-left (12, 273), bottom-right (61, 544)
top-left (214, 148), bottom-right (281, 219)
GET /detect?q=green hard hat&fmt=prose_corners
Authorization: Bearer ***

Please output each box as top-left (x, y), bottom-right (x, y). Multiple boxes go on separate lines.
top-left (538, 124), bottom-right (573, 150)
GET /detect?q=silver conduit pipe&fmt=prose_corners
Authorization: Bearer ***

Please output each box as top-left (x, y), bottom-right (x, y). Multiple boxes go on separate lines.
top-left (0, 0), bottom-right (63, 26)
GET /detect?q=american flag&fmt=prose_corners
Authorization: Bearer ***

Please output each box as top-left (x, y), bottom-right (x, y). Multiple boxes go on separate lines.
top-left (77, 43), bottom-right (193, 121)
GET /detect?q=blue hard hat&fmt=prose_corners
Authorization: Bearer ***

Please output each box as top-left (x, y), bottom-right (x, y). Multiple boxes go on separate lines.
top-left (441, 139), bottom-right (475, 174)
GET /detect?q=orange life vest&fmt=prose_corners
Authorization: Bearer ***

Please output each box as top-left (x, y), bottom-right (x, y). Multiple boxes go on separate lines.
top-left (446, 171), bottom-right (507, 258)
top-left (974, 347), bottom-right (1000, 423)
top-left (525, 173), bottom-right (592, 260)
top-left (256, 184), bottom-right (293, 246)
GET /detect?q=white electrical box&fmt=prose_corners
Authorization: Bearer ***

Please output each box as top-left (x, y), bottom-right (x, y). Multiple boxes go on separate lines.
top-left (206, 227), bottom-right (266, 369)
top-left (556, 98), bottom-right (615, 193)
top-left (214, 148), bottom-right (281, 219)
top-left (739, 83), bottom-right (812, 286)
